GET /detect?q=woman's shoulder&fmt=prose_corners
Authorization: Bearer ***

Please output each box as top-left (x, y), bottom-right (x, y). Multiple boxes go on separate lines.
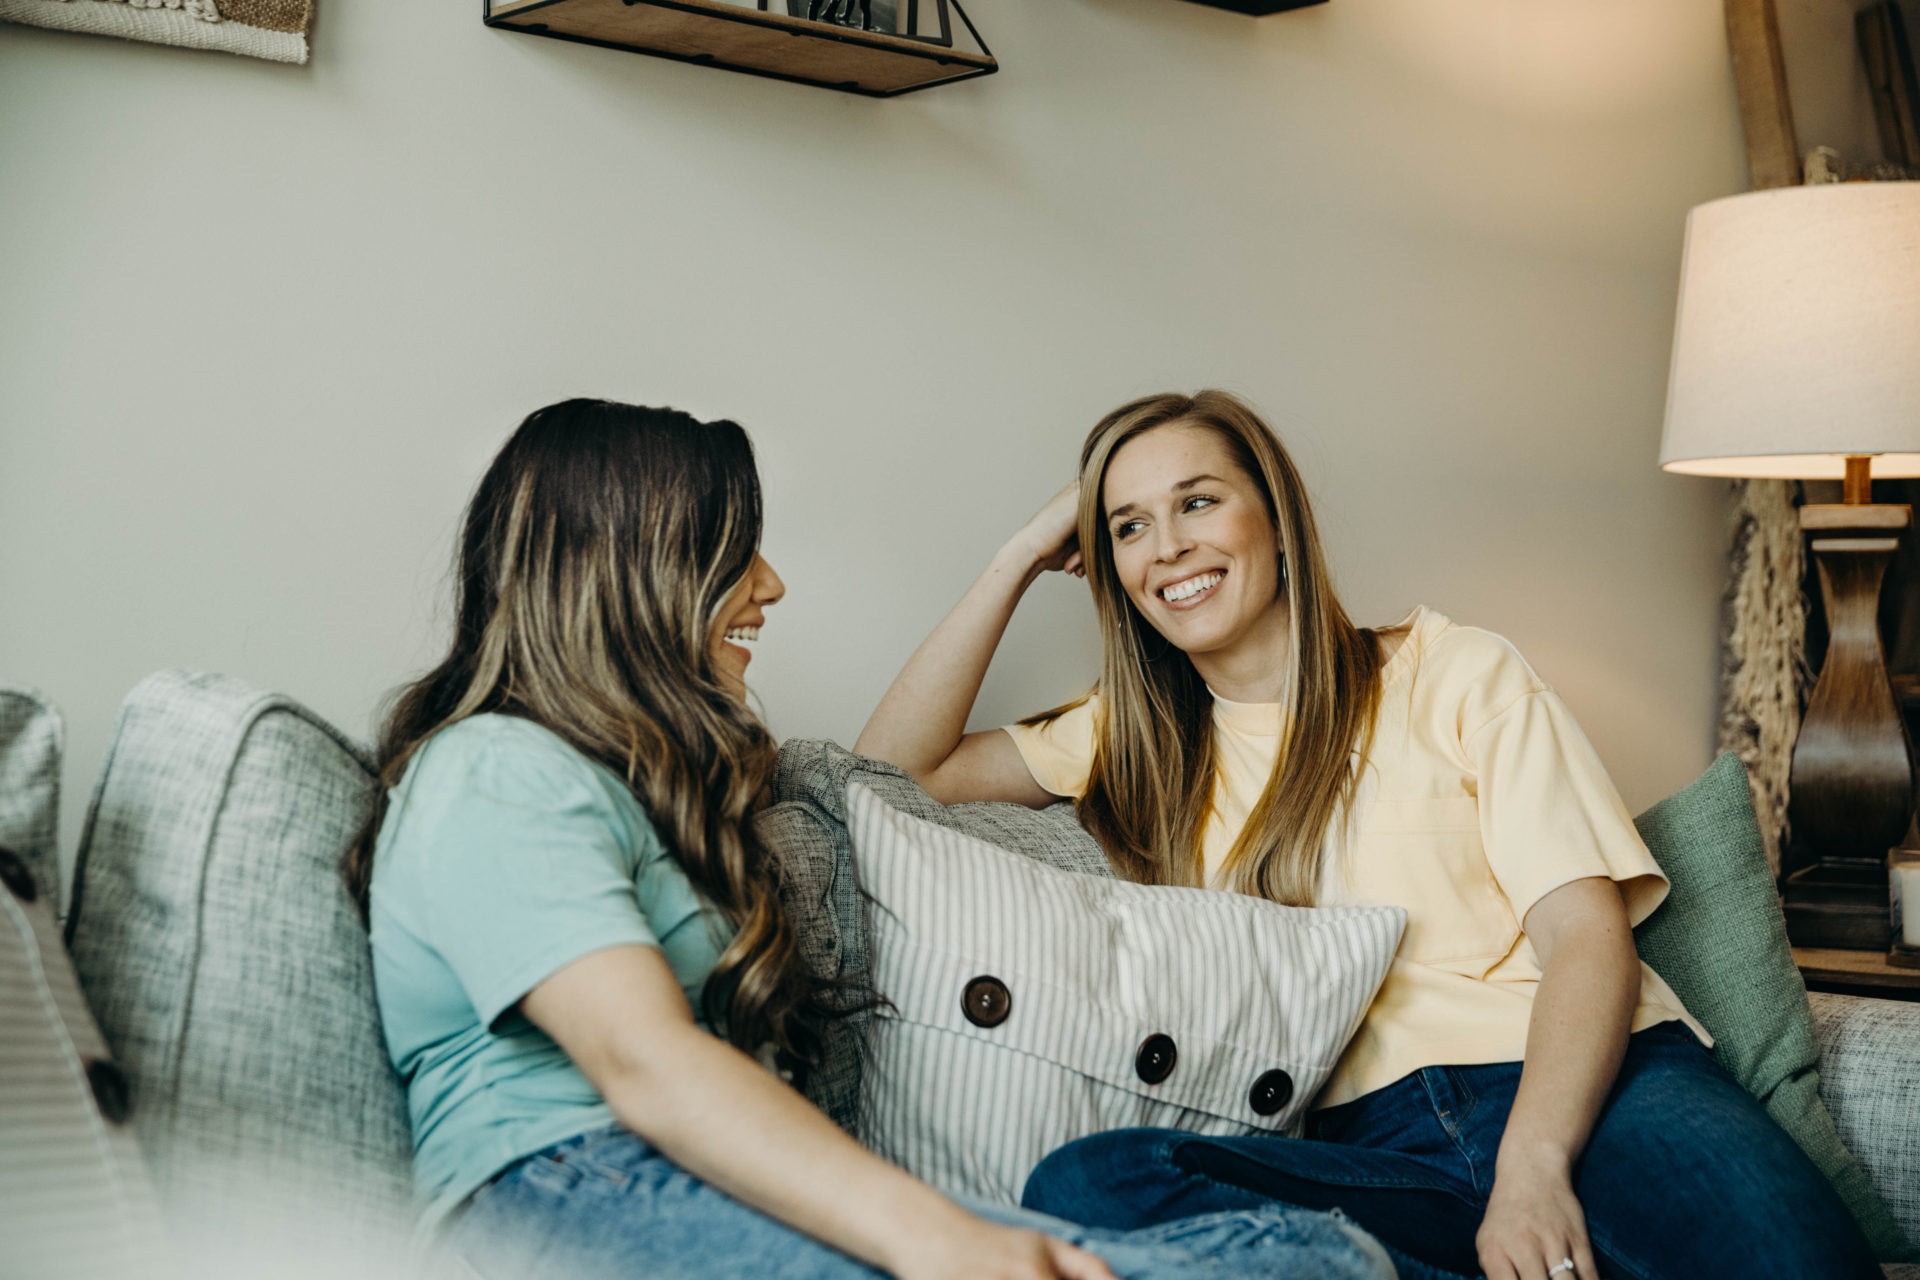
top-left (380, 715), bottom-right (662, 881)
top-left (1394, 608), bottom-right (1549, 702)
top-left (1015, 689), bottom-right (1102, 733)
top-left (414, 712), bottom-right (580, 768)
top-left (1391, 607), bottom-right (1528, 666)
top-left (404, 714), bottom-right (625, 810)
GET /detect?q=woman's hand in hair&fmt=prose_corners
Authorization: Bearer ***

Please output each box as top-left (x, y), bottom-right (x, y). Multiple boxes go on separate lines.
top-left (1011, 481), bottom-right (1084, 578)
top-left (899, 1217), bottom-right (1117, 1280)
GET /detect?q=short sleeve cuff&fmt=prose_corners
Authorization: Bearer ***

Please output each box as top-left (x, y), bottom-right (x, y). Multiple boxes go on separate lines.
top-left (1001, 724), bottom-right (1074, 798)
top-left (1503, 865), bottom-right (1669, 932)
top-left (472, 930), bottom-right (660, 1030)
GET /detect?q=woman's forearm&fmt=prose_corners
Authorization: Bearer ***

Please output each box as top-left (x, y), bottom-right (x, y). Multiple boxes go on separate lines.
top-left (854, 541), bottom-right (1047, 776)
top-left (1497, 911), bottom-right (1640, 1177)
top-left (604, 1022), bottom-right (971, 1276)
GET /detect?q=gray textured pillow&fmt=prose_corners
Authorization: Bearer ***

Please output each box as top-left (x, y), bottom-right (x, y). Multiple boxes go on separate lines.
top-left (0, 685), bottom-right (64, 910)
top-left (756, 797), bottom-right (870, 1128)
top-left (1, 841), bottom-right (174, 1279)
top-left (65, 672), bottom-right (412, 1261)
top-left (847, 782), bottom-right (1406, 1206)
top-left (1809, 992), bottom-right (1920, 1258)
top-left (765, 738), bottom-right (1114, 1132)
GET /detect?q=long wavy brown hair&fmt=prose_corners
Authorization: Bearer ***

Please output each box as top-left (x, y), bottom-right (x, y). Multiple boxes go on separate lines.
top-left (343, 399), bottom-right (828, 1063)
top-left (1032, 390), bottom-right (1390, 905)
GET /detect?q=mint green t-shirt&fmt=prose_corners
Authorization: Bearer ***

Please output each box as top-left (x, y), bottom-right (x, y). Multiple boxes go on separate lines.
top-left (368, 714), bottom-right (732, 1233)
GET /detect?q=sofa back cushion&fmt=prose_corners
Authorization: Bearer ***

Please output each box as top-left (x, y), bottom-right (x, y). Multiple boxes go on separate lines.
top-left (2, 839), bottom-right (174, 1278)
top-left (1809, 992), bottom-right (1920, 1257)
top-left (65, 672), bottom-right (412, 1257)
top-left (1, 686), bottom-right (176, 1277)
top-left (0, 685), bottom-right (64, 910)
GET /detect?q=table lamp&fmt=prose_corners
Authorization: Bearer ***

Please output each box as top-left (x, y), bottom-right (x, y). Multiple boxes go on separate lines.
top-left (1660, 180), bottom-right (1920, 950)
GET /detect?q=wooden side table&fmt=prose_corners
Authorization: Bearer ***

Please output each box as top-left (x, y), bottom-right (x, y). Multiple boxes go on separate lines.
top-left (1793, 946), bottom-right (1920, 1002)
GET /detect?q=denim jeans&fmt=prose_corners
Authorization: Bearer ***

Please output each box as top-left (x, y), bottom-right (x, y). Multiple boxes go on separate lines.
top-left (1022, 1022), bottom-right (1881, 1280)
top-left (438, 1124), bottom-right (1395, 1280)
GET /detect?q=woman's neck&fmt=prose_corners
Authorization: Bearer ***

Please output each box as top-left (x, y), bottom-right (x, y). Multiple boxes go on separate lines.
top-left (1187, 606), bottom-right (1292, 704)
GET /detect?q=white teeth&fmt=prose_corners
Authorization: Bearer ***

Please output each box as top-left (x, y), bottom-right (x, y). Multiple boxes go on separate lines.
top-left (1160, 572), bottom-right (1223, 603)
top-left (724, 626), bottom-right (759, 643)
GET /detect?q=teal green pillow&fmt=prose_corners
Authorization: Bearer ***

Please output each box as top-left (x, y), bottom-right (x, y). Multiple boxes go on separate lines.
top-left (1633, 752), bottom-right (1910, 1261)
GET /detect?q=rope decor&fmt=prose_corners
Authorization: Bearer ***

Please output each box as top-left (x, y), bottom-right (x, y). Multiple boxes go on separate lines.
top-left (1717, 477), bottom-right (1810, 874)
top-left (0, 0), bottom-right (312, 64)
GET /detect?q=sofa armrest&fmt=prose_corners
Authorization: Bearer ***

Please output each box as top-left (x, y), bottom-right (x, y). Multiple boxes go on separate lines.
top-left (1810, 992), bottom-right (1920, 1254)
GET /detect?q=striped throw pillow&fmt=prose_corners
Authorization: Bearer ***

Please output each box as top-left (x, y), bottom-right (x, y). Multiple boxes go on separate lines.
top-left (0, 844), bottom-right (173, 1279)
top-left (847, 783), bottom-right (1405, 1206)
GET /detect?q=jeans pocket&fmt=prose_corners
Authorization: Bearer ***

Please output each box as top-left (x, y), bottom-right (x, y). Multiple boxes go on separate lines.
top-left (565, 1148), bottom-right (637, 1191)
top-left (518, 1151), bottom-right (587, 1196)
top-left (1440, 1065), bottom-right (1481, 1120)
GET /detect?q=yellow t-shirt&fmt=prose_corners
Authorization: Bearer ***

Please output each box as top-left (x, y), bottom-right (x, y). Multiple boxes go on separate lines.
top-left (1001, 606), bottom-right (1708, 1107)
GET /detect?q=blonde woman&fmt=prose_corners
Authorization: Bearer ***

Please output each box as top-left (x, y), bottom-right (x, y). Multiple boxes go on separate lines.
top-left (344, 398), bottom-right (1392, 1280)
top-left (857, 390), bottom-right (1878, 1280)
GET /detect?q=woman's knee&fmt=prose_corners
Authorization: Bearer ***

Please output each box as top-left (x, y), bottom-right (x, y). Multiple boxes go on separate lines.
top-left (1576, 1039), bottom-right (1880, 1277)
top-left (1023, 1129), bottom-right (1187, 1222)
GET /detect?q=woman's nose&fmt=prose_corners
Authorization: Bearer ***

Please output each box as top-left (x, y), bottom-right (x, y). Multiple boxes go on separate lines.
top-left (756, 556), bottom-right (786, 605)
top-left (1152, 523), bottom-right (1192, 562)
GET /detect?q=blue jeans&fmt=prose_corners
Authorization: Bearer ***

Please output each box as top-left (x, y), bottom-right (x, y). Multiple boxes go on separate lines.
top-left (1023, 1022), bottom-right (1880, 1280)
top-left (439, 1125), bottom-right (1395, 1279)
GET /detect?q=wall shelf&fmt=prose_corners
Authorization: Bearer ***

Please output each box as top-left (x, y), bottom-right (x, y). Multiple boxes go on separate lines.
top-left (485, 0), bottom-right (997, 97)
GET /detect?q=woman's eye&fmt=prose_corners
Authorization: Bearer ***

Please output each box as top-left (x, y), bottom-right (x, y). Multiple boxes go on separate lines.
top-left (1183, 495), bottom-right (1218, 513)
top-left (1112, 519), bottom-right (1144, 540)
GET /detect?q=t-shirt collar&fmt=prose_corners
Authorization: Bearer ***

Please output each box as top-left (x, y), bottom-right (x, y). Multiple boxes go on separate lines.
top-left (1204, 605), bottom-right (1432, 737)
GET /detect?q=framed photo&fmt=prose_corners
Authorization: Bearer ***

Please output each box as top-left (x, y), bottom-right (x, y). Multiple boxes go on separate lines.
top-left (781, 0), bottom-right (952, 46)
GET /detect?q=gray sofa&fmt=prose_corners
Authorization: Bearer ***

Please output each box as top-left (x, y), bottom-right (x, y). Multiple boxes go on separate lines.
top-left (5, 671), bottom-right (1918, 1277)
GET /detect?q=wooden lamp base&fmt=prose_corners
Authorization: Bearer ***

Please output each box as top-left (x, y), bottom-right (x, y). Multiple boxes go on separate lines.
top-left (1782, 493), bottom-right (1914, 951)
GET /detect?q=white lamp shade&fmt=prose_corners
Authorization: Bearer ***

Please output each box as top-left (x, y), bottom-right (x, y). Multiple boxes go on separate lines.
top-left (1660, 181), bottom-right (1920, 480)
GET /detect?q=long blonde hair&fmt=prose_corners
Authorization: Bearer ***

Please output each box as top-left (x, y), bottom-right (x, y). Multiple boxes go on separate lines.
top-left (344, 399), bottom-right (829, 1063)
top-left (1040, 390), bottom-right (1387, 905)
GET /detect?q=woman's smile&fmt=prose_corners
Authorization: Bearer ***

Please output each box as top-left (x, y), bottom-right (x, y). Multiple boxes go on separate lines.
top-left (1156, 568), bottom-right (1226, 608)
top-left (1102, 421), bottom-right (1287, 676)
top-left (721, 624), bottom-right (760, 665)
top-left (710, 555), bottom-right (784, 696)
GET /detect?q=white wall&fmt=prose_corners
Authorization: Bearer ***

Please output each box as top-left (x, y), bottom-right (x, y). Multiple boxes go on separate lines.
top-left (2, 0), bottom-right (1747, 866)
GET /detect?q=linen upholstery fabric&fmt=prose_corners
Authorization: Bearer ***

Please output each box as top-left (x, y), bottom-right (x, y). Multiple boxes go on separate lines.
top-left (0, 685), bottom-right (64, 910)
top-left (64, 671), bottom-right (413, 1261)
top-left (754, 798), bottom-right (869, 1129)
top-left (0, 847), bottom-right (174, 1280)
top-left (764, 738), bottom-right (1117, 1133)
top-left (1809, 992), bottom-right (1920, 1260)
top-left (847, 782), bottom-right (1406, 1206)
top-left (1632, 752), bottom-right (1910, 1261)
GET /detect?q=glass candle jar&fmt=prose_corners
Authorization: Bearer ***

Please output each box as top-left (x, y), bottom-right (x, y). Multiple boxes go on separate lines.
top-left (1893, 849), bottom-right (1920, 969)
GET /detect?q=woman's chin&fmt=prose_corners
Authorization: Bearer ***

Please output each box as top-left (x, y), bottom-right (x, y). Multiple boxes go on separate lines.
top-left (713, 651), bottom-right (751, 700)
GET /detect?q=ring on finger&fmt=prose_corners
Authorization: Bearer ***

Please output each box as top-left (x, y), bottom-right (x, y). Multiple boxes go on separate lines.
top-left (1547, 1258), bottom-right (1576, 1277)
